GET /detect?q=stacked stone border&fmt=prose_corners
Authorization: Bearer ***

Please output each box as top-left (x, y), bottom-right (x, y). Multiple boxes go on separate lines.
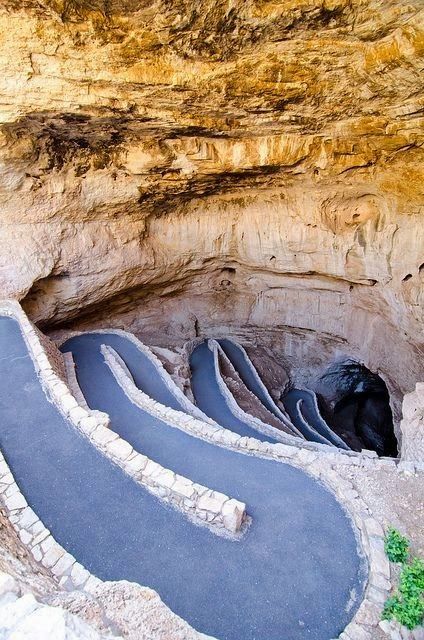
top-left (210, 338), bottom-right (356, 451)
top-left (292, 397), bottom-right (334, 445)
top-left (210, 339), bottom-right (306, 444)
top-left (0, 450), bottom-right (101, 594)
top-left (0, 301), bottom-right (421, 639)
top-left (0, 300), bottom-right (246, 536)
top-left (74, 327), bottom-right (215, 424)
top-left (213, 338), bottom-right (299, 429)
top-left (296, 387), bottom-right (351, 449)
top-left (104, 344), bottom-right (416, 640)
top-left (212, 338), bottom-right (350, 449)
top-left (215, 342), bottom-right (299, 434)
top-left (214, 339), bottom-right (304, 441)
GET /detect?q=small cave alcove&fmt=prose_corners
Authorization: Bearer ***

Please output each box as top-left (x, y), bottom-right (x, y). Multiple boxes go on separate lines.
top-left (317, 359), bottom-right (398, 457)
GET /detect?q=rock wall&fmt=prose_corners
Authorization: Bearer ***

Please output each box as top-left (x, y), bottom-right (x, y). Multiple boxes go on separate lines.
top-left (0, 0), bottom-right (423, 425)
top-left (400, 383), bottom-right (424, 464)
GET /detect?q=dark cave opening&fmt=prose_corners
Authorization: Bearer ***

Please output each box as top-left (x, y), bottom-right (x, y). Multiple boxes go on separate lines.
top-left (317, 359), bottom-right (398, 457)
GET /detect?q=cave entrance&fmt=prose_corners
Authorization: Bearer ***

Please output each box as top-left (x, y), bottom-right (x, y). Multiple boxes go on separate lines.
top-left (318, 359), bottom-right (398, 457)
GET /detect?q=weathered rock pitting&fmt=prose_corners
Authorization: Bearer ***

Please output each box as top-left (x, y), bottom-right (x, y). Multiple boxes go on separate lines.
top-left (0, 0), bottom-right (422, 486)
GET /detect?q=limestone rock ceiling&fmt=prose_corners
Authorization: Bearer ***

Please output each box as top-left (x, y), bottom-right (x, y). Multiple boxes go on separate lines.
top-left (0, 0), bottom-right (423, 396)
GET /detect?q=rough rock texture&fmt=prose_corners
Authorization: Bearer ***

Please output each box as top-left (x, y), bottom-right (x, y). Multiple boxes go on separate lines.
top-left (0, 1), bottom-right (423, 425)
top-left (0, 575), bottom-right (118, 640)
top-left (0, 507), bottom-right (57, 600)
top-left (50, 581), bottom-right (211, 640)
top-left (400, 383), bottom-right (424, 463)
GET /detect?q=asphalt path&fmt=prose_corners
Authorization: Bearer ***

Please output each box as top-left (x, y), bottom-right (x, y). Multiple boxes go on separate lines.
top-left (283, 389), bottom-right (349, 448)
top-left (217, 339), bottom-right (284, 418)
top-left (0, 319), bottom-right (365, 640)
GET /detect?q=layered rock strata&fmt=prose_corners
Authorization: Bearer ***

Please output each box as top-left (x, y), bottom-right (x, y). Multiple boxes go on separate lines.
top-left (0, 3), bottom-right (422, 428)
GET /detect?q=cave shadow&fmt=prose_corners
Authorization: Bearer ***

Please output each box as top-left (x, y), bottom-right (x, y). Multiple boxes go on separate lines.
top-left (317, 360), bottom-right (398, 457)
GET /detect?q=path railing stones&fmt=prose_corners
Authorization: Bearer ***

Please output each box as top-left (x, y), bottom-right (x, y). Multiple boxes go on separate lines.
top-left (0, 300), bottom-right (246, 538)
top-left (209, 339), bottom-right (302, 444)
top-left (1, 300), bottom-right (422, 640)
top-left (217, 339), bottom-right (298, 431)
top-left (103, 343), bottom-right (407, 640)
top-left (293, 397), bottom-right (334, 445)
top-left (102, 346), bottom-right (246, 534)
top-left (294, 388), bottom-right (351, 449)
top-left (0, 449), bottom-right (100, 593)
top-left (215, 340), bottom-right (301, 436)
top-left (62, 351), bottom-right (110, 428)
top-left (78, 328), bottom-right (215, 424)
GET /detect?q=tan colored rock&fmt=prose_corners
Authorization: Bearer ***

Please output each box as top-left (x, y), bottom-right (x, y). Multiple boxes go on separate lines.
top-left (0, 0), bottom-right (422, 455)
top-left (0, 1), bottom-right (422, 331)
top-left (400, 384), bottom-right (424, 464)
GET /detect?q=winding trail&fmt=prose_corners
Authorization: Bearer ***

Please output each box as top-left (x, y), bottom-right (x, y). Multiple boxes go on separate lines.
top-left (216, 339), bottom-right (348, 449)
top-left (283, 389), bottom-right (349, 449)
top-left (217, 338), bottom-right (291, 423)
top-left (1, 319), bottom-right (366, 640)
top-left (190, 341), bottom-right (284, 442)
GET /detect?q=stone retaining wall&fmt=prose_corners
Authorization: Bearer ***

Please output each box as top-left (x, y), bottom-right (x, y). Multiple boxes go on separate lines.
top-left (209, 339), bottom-right (304, 443)
top-left (0, 300), bottom-right (246, 536)
top-left (217, 339), bottom-right (295, 428)
top-left (1, 301), bottom-right (421, 639)
top-left (32, 323), bottom-right (68, 383)
top-left (216, 341), bottom-right (299, 433)
top-left (93, 328), bottom-right (214, 424)
top-left (103, 342), bottom-right (417, 640)
top-left (0, 449), bottom-right (100, 593)
top-left (101, 346), bottom-right (246, 533)
top-left (400, 383), bottom-right (424, 469)
top-left (296, 388), bottom-right (349, 448)
top-left (293, 398), bottom-right (333, 445)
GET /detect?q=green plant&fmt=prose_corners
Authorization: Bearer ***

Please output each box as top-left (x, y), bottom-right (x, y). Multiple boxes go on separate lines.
top-left (382, 558), bottom-right (424, 630)
top-left (384, 527), bottom-right (409, 563)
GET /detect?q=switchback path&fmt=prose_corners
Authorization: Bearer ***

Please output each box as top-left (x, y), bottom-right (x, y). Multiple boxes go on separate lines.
top-left (217, 338), bottom-right (288, 420)
top-left (1, 320), bottom-right (365, 640)
top-left (215, 339), bottom-right (347, 449)
top-left (283, 389), bottom-right (349, 448)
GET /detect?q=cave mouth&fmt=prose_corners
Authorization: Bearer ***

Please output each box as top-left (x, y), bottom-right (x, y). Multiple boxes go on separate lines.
top-left (37, 265), bottom-right (410, 460)
top-left (45, 284), bottom-right (400, 458)
top-left (317, 359), bottom-right (398, 457)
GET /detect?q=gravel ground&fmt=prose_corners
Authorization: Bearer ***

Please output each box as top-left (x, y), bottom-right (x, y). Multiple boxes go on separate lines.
top-left (335, 465), bottom-right (424, 557)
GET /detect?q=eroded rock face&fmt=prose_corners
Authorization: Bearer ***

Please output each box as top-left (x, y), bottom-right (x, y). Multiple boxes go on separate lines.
top-left (0, 0), bottom-right (423, 422)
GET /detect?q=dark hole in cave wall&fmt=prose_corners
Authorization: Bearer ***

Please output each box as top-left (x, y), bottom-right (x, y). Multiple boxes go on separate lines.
top-left (317, 359), bottom-right (398, 457)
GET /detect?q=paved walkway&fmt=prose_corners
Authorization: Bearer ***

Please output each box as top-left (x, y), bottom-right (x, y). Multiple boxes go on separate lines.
top-left (217, 338), bottom-right (284, 417)
top-left (189, 341), bottom-right (282, 442)
top-left (283, 389), bottom-right (349, 448)
top-left (1, 319), bottom-right (366, 640)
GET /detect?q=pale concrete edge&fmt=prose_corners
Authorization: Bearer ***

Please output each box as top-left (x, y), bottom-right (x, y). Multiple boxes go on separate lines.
top-left (0, 301), bottom-right (420, 639)
top-left (101, 345), bottom-right (247, 535)
top-left (58, 327), bottom-right (215, 424)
